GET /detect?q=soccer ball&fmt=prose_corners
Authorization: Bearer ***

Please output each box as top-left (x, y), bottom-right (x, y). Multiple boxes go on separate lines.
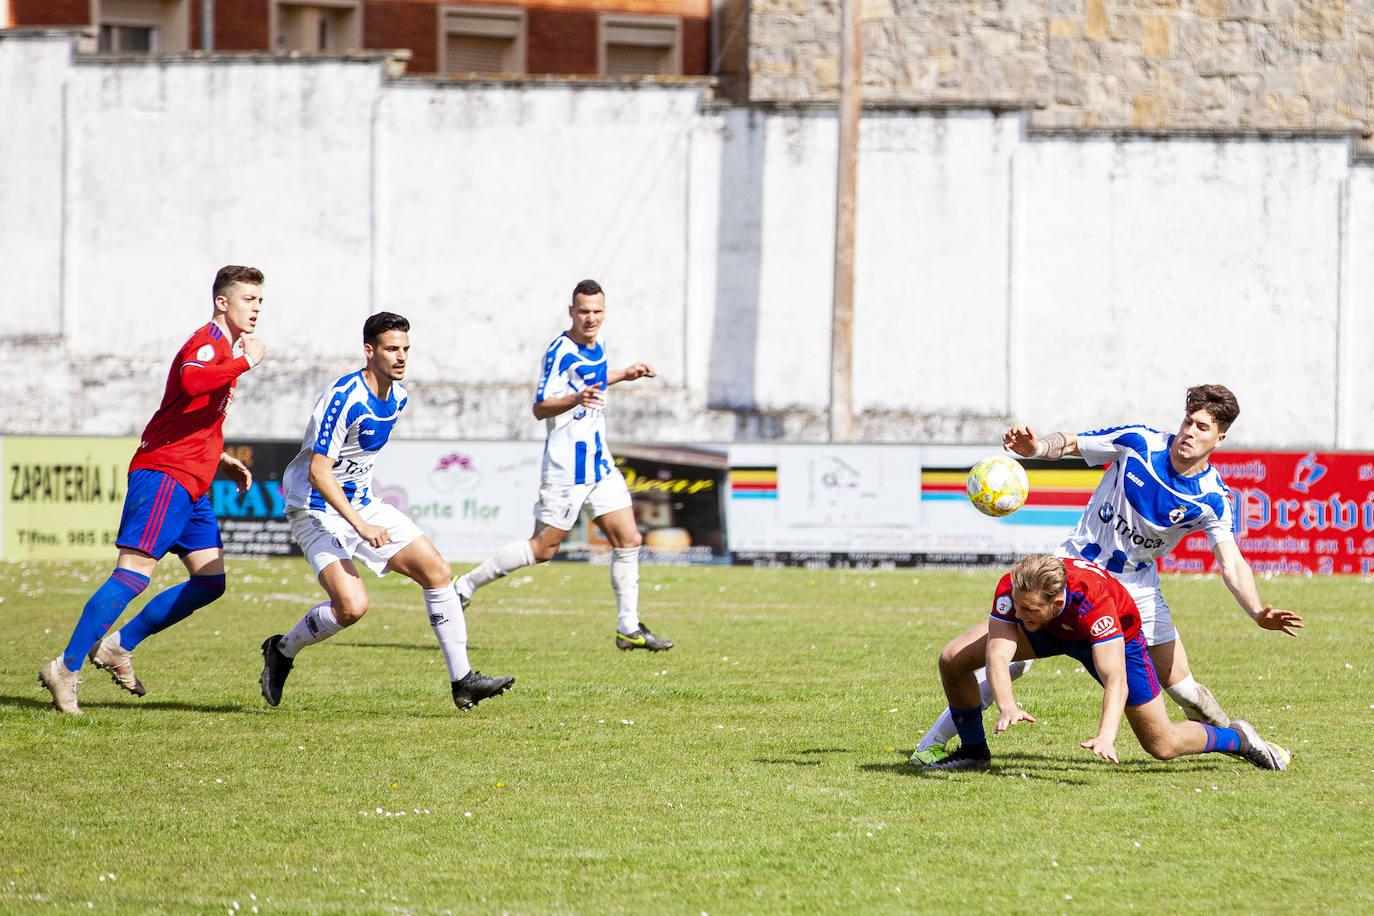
top-left (966, 455), bottom-right (1029, 517)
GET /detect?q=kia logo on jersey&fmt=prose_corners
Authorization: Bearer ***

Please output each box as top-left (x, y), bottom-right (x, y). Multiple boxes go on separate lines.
top-left (1090, 617), bottom-right (1115, 638)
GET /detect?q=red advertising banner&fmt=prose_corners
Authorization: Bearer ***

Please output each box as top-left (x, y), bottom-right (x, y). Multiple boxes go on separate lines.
top-left (1165, 451), bottom-right (1374, 575)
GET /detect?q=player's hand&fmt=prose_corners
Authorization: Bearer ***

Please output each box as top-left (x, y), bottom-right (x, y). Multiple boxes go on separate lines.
top-left (575, 384), bottom-right (606, 408)
top-left (1081, 736), bottom-right (1119, 763)
top-left (242, 335), bottom-right (266, 366)
top-left (995, 706), bottom-right (1036, 733)
top-left (219, 454), bottom-right (253, 493)
top-left (623, 362), bottom-right (656, 381)
top-left (357, 522), bottom-right (392, 548)
top-left (1003, 425), bottom-right (1039, 458)
top-left (1255, 604), bottom-right (1303, 637)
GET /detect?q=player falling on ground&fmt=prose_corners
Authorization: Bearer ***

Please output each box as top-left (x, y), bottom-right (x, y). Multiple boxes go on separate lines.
top-left (913, 384), bottom-right (1302, 764)
top-left (452, 279), bottom-right (673, 652)
top-left (922, 554), bottom-right (1289, 772)
top-left (259, 312), bottom-right (512, 710)
top-left (38, 265), bottom-right (267, 714)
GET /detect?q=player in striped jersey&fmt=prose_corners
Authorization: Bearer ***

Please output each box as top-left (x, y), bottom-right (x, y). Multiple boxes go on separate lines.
top-left (912, 385), bottom-right (1302, 763)
top-left (259, 312), bottom-right (512, 711)
top-left (452, 279), bottom-right (673, 651)
top-left (39, 266), bottom-right (266, 714)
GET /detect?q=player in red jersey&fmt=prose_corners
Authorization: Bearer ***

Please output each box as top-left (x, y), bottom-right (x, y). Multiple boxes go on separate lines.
top-left (38, 266), bottom-right (267, 714)
top-left (922, 554), bottom-right (1289, 772)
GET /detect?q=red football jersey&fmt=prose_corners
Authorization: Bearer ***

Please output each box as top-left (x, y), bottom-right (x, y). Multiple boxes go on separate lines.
top-left (989, 558), bottom-right (1142, 644)
top-left (128, 321), bottom-right (252, 499)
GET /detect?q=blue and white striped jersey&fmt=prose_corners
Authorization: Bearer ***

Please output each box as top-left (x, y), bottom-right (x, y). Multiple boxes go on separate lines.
top-left (536, 332), bottom-right (613, 486)
top-left (283, 371), bottom-right (407, 514)
top-left (1062, 424), bottom-right (1236, 575)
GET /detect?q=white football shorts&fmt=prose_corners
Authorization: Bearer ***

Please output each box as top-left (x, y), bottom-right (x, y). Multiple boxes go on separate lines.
top-left (289, 502), bottom-right (424, 577)
top-left (535, 467), bottom-right (633, 531)
top-left (1116, 574), bottom-right (1178, 647)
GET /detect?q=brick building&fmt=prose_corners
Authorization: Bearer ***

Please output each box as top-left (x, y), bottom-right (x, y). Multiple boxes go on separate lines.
top-left (2, 0), bottom-right (713, 77)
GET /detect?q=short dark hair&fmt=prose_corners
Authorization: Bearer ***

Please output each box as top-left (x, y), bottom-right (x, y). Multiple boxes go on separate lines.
top-left (363, 312), bottom-right (409, 345)
top-left (213, 265), bottom-right (264, 300)
top-left (571, 279), bottom-right (603, 303)
top-left (1185, 384), bottom-right (1240, 432)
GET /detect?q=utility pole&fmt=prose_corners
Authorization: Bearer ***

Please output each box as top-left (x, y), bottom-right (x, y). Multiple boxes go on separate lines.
top-left (201, 0), bottom-right (214, 51)
top-left (830, 0), bottom-right (860, 443)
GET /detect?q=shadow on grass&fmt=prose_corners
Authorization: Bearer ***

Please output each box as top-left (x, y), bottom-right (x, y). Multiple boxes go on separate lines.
top-left (754, 758), bottom-right (822, 766)
top-left (753, 747), bottom-right (849, 766)
top-left (862, 750), bottom-right (1248, 781)
top-left (0, 693), bottom-right (247, 714)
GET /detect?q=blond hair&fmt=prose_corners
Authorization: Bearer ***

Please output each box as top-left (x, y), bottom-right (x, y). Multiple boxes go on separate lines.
top-left (1009, 554), bottom-right (1066, 607)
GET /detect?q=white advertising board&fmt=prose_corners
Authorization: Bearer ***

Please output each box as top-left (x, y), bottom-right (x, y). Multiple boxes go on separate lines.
top-left (727, 444), bottom-right (1073, 567)
top-left (372, 440), bottom-right (544, 562)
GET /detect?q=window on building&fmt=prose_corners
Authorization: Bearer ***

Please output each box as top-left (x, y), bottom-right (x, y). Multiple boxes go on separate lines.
top-left (98, 0), bottom-right (189, 53)
top-left (272, 1), bottom-right (361, 52)
top-left (439, 6), bottom-right (525, 74)
top-left (598, 15), bottom-right (681, 77)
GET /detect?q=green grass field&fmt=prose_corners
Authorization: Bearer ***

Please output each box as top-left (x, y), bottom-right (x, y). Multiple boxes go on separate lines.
top-left (2, 559), bottom-right (1370, 914)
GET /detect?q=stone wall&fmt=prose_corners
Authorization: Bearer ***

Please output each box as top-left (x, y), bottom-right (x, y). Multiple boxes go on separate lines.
top-left (3, 30), bottom-right (1373, 449)
top-left (746, 0), bottom-right (1373, 151)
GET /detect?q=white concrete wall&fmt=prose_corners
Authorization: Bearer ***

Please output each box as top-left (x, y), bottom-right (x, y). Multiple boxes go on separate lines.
top-left (2, 31), bottom-right (1371, 449)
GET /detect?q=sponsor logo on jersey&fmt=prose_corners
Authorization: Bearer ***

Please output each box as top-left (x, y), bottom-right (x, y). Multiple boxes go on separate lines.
top-left (1091, 501), bottom-right (1166, 551)
top-left (1168, 506), bottom-right (1186, 524)
top-left (1089, 617), bottom-right (1115, 638)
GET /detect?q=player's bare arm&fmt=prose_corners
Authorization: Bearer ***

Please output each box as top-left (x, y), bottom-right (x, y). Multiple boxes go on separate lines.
top-left (1083, 640), bottom-right (1128, 763)
top-left (307, 452), bottom-right (391, 549)
top-left (987, 619), bottom-right (1034, 733)
top-left (607, 362), bottom-right (656, 385)
top-left (219, 453), bottom-right (253, 493)
top-left (1213, 540), bottom-right (1304, 636)
top-left (532, 384), bottom-right (605, 421)
top-left (1003, 426), bottom-right (1079, 461)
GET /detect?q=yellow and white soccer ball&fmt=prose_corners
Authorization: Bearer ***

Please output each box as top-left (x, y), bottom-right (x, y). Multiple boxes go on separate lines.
top-left (966, 455), bottom-right (1029, 517)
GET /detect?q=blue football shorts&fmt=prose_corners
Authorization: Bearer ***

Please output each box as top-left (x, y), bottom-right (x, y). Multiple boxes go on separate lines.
top-left (115, 468), bottom-right (223, 558)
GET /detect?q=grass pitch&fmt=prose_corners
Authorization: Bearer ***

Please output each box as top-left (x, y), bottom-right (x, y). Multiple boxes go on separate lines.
top-left (2, 559), bottom-right (1370, 914)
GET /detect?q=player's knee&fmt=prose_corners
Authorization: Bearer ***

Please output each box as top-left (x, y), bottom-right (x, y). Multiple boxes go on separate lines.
top-left (1139, 732), bottom-right (1182, 760)
top-left (334, 599), bottom-right (368, 626)
top-left (530, 541), bottom-right (559, 563)
top-left (191, 574), bottom-right (226, 600)
top-left (938, 644), bottom-right (971, 679)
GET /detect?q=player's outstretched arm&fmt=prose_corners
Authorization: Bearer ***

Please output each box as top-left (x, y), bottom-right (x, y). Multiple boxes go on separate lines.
top-left (1084, 640), bottom-right (1127, 763)
top-left (607, 362), bottom-right (656, 386)
top-left (219, 452), bottom-right (253, 494)
top-left (1003, 426), bottom-right (1079, 461)
top-left (1213, 541), bottom-right (1304, 637)
top-left (532, 384), bottom-right (605, 420)
top-left (987, 619), bottom-right (1036, 733)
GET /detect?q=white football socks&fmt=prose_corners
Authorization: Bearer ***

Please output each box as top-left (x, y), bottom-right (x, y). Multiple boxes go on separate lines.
top-left (279, 601), bottom-right (343, 658)
top-left (461, 539), bottom-right (536, 596)
top-left (423, 584), bottom-right (470, 681)
top-left (915, 659), bottom-right (1035, 751)
top-left (610, 546), bottom-right (641, 633)
top-left (1164, 674), bottom-right (1201, 707)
